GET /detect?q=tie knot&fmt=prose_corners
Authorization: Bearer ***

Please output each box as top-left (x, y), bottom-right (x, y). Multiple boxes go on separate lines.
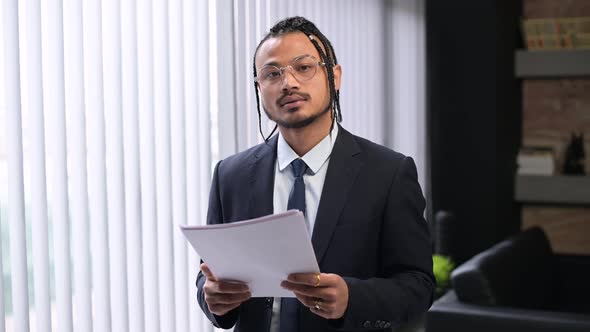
top-left (290, 159), bottom-right (308, 178)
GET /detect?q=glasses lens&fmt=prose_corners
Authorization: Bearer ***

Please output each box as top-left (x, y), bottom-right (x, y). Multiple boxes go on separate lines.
top-left (257, 58), bottom-right (319, 86)
top-left (292, 58), bottom-right (318, 81)
top-left (258, 66), bottom-right (281, 85)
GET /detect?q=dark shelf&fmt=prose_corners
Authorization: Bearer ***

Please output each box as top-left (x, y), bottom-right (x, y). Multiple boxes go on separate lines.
top-left (515, 50), bottom-right (590, 78)
top-left (515, 175), bottom-right (590, 205)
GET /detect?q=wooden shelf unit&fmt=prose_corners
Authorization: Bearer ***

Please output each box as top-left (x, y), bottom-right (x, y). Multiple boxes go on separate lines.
top-left (515, 50), bottom-right (590, 78)
top-left (515, 174), bottom-right (590, 205)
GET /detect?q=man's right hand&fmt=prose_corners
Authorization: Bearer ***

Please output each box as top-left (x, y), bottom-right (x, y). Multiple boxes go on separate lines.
top-left (201, 263), bottom-right (252, 316)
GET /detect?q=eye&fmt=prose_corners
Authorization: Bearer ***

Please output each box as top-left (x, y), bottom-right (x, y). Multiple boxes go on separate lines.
top-left (295, 63), bottom-right (314, 73)
top-left (262, 68), bottom-right (281, 80)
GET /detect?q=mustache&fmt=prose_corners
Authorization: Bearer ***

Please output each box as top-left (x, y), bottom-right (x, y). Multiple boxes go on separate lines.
top-left (277, 91), bottom-right (310, 106)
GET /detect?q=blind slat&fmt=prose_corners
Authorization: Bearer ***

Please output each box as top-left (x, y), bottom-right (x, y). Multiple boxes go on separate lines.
top-left (102, 0), bottom-right (129, 332)
top-left (82, 0), bottom-right (112, 329)
top-left (389, 0), bottom-right (426, 182)
top-left (197, 0), bottom-right (212, 224)
top-left (0, 216), bottom-right (4, 332)
top-left (64, 0), bottom-right (93, 328)
top-left (3, 1), bottom-right (30, 330)
top-left (153, 0), bottom-right (176, 329)
top-left (184, 0), bottom-right (211, 330)
top-left (42, 0), bottom-right (73, 330)
top-left (121, 0), bottom-right (145, 330)
top-left (234, 0), bottom-right (248, 151)
top-left (137, 0), bottom-right (161, 331)
top-left (214, 0), bottom-right (237, 159)
top-left (169, 0), bottom-right (189, 330)
top-left (25, 0), bottom-right (52, 329)
top-left (197, 0), bottom-right (213, 324)
top-left (102, 0), bottom-right (130, 330)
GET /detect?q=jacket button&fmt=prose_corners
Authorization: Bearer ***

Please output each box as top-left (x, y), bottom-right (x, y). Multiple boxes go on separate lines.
top-left (265, 297), bottom-right (272, 308)
top-left (362, 320), bottom-right (371, 328)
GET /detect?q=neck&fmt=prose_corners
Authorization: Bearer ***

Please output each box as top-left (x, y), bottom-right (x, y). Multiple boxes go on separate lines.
top-left (279, 112), bottom-right (333, 156)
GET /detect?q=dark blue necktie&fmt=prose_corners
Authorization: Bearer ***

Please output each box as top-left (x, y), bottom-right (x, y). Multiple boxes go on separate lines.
top-left (287, 158), bottom-right (308, 214)
top-left (280, 158), bottom-right (308, 332)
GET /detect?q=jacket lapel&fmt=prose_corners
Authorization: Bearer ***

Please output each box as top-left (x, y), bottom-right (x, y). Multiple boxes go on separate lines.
top-left (312, 127), bottom-right (363, 264)
top-left (248, 136), bottom-right (278, 219)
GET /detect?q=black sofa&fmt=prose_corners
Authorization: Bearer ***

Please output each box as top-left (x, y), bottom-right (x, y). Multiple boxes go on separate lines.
top-left (426, 227), bottom-right (590, 332)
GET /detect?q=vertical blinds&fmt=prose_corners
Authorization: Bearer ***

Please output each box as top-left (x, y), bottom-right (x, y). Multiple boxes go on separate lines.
top-left (1, 0), bottom-right (212, 331)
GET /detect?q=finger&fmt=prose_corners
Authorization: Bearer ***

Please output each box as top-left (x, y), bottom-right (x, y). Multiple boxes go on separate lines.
top-left (296, 293), bottom-right (335, 311)
top-left (200, 263), bottom-right (216, 281)
top-left (294, 294), bottom-right (317, 308)
top-left (281, 281), bottom-right (324, 297)
top-left (284, 282), bottom-right (340, 304)
top-left (207, 291), bottom-right (251, 305)
top-left (205, 280), bottom-right (249, 295)
top-left (281, 280), bottom-right (313, 293)
top-left (308, 299), bottom-right (333, 319)
top-left (287, 273), bottom-right (323, 286)
top-left (215, 280), bottom-right (250, 293)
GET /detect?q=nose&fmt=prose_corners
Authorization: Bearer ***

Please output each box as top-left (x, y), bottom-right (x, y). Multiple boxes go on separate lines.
top-left (280, 66), bottom-right (299, 90)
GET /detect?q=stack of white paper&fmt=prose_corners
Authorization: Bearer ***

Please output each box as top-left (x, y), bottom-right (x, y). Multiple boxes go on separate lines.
top-left (180, 210), bottom-right (320, 297)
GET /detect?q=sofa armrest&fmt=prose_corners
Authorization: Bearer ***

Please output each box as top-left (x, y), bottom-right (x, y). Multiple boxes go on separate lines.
top-left (426, 291), bottom-right (590, 332)
top-left (450, 227), bottom-right (554, 309)
top-left (555, 255), bottom-right (590, 313)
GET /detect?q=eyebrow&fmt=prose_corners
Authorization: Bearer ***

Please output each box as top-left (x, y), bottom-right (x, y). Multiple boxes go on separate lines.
top-left (261, 54), bottom-right (314, 68)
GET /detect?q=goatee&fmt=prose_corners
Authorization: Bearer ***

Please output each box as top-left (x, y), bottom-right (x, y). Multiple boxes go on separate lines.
top-left (264, 105), bottom-right (331, 129)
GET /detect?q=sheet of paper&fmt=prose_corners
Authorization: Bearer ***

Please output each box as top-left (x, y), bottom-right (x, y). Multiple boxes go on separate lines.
top-left (180, 210), bottom-right (320, 297)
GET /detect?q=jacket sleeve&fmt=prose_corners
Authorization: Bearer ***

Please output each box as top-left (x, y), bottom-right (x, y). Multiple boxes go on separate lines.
top-left (332, 157), bottom-right (435, 330)
top-left (195, 160), bottom-right (240, 329)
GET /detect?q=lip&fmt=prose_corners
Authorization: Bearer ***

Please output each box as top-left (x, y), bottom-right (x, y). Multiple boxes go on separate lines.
top-left (280, 99), bottom-right (306, 109)
top-left (279, 95), bottom-right (307, 108)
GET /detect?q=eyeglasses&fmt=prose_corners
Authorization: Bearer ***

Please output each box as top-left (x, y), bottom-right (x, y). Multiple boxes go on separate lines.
top-left (255, 55), bottom-right (326, 87)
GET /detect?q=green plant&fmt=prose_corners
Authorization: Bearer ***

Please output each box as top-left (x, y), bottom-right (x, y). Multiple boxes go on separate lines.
top-left (432, 254), bottom-right (455, 294)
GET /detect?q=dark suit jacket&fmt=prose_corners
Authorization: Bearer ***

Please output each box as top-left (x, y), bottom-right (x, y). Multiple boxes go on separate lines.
top-left (196, 126), bottom-right (435, 331)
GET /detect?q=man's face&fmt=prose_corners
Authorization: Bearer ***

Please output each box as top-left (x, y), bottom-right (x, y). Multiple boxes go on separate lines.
top-left (255, 32), bottom-right (341, 129)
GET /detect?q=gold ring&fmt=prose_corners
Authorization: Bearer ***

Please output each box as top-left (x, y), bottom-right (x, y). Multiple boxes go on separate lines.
top-left (314, 299), bottom-right (321, 311)
top-left (314, 273), bottom-right (321, 287)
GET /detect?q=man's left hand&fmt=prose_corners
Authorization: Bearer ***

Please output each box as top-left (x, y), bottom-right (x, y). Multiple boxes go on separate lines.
top-left (281, 273), bottom-right (349, 319)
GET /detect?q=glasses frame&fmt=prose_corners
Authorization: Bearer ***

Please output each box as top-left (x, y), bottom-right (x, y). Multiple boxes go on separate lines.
top-left (254, 55), bottom-right (326, 87)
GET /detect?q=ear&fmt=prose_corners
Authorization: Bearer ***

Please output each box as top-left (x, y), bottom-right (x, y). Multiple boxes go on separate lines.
top-left (332, 64), bottom-right (342, 91)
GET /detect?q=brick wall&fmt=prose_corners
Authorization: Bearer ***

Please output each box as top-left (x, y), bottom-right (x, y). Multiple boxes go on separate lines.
top-left (522, 0), bottom-right (590, 254)
top-left (522, 79), bottom-right (590, 173)
top-left (524, 0), bottom-right (590, 18)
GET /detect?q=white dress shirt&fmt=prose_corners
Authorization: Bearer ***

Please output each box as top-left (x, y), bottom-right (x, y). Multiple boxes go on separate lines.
top-left (269, 124), bottom-right (339, 332)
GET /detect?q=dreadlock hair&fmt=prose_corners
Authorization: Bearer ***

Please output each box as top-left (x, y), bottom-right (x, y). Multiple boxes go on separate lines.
top-left (253, 16), bottom-right (342, 142)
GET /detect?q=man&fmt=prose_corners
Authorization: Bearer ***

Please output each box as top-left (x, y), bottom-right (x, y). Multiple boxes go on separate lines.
top-left (196, 16), bottom-right (434, 332)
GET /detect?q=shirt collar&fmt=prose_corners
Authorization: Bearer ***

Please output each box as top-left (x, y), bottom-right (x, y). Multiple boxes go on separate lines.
top-left (277, 124), bottom-right (339, 175)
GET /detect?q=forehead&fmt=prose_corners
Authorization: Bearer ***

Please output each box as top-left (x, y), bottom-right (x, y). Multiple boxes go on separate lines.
top-left (255, 32), bottom-right (322, 68)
